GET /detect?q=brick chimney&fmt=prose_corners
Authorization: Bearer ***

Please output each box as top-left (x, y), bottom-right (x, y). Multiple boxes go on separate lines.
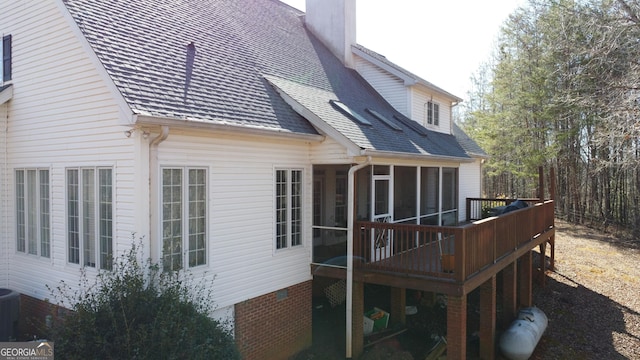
top-left (304, 0), bottom-right (356, 68)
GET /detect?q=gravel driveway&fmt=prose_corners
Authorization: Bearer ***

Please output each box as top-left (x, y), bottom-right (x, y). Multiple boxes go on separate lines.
top-left (531, 220), bottom-right (640, 359)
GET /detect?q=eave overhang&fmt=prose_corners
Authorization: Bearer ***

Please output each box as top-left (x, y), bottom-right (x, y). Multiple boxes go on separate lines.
top-left (359, 149), bottom-right (475, 164)
top-left (133, 114), bottom-right (326, 142)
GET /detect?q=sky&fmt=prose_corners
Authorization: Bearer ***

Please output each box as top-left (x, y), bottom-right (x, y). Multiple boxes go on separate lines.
top-left (280, 0), bottom-right (527, 101)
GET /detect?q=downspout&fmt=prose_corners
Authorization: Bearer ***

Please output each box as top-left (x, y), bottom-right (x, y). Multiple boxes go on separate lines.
top-left (2, 102), bottom-right (8, 287)
top-left (346, 156), bottom-right (371, 358)
top-left (148, 125), bottom-right (169, 261)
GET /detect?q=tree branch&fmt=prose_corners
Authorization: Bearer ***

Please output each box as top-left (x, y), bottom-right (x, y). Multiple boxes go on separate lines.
top-left (617, 0), bottom-right (640, 24)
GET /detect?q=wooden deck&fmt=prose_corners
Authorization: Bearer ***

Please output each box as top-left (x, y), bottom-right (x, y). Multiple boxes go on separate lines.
top-left (310, 196), bottom-right (556, 360)
top-left (313, 200), bottom-right (555, 296)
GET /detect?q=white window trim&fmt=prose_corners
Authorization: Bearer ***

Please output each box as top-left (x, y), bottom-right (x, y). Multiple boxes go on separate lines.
top-left (274, 168), bottom-right (304, 252)
top-left (66, 167), bottom-right (114, 270)
top-left (426, 101), bottom-right (440, 127)
top-left (15, 168), bottom-right (51, 258)
top-left (160, 166), bottom-right (208, 271)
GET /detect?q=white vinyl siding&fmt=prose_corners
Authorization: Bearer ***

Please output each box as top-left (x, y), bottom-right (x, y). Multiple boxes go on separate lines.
top-left (1, 1), bottom-right (141, 299)
top-left (275, 169), bottom-right (303, 250)
top-left (411, 89), bottom-right (452, 134)
top-left (155, 133), bottom-right (311, 308)
top-left (310, 137), bottom-right (351, 163)
top-left (459, 160), bottom-right (483, 222)
top-left (354, 55), bottom-right (408, 115)
top-left (161, 167), bottom-right (207, 271)
top-left (15, 169), bottom-right (50, 257)
top-left (67, 167), bottom-right (113, 270)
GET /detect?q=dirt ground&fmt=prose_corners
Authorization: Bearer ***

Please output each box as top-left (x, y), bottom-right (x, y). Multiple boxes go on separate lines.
top-left (530, 220), bottom-right (640, 360)
top-left (294, 219), bottom-right (640, 359)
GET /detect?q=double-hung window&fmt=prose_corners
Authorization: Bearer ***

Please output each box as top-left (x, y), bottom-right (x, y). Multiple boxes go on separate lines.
top-left (427, 101), bottom-right (439, 126)
top-left (16, 169), bottom-right (50, 257)
top-left (2, 34), bottom-right (11, 82)
top-left (275, 169), bottom-right (302, 250)
top-left (161, 167), bottom-right (207, 271)
top-left (67, 168), bottom-right (113, 270)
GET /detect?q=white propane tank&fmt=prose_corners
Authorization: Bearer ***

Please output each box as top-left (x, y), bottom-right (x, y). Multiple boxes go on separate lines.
top-left (499, 307), bottom-right (548, 360)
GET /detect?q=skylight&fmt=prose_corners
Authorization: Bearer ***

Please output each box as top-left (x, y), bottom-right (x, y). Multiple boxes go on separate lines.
top-left (329, 100), bottom-right (372, 126)
top-left (365, 109), bottom-right (402, 131)
top-left (393, 115), bottom-right (429, 136)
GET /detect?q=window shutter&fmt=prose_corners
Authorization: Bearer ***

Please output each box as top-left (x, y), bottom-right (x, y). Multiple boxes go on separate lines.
top-left (2, 35), bottom-right (11, 81)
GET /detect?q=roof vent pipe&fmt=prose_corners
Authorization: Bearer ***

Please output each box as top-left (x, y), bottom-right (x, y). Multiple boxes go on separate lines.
top-left (183, 42), bottom-right (196, 102)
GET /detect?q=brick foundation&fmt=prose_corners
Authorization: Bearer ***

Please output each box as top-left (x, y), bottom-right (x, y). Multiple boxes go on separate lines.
top-left (447, 295), bottom-right (467, 360)
top-left (479, 276), bottom-right (497, 360)
top-left (235, 281), bottom-right (312, 360)
top-left (18, 294), bottom-right (66, 340)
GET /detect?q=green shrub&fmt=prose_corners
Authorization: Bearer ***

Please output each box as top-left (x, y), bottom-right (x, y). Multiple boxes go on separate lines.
top-left (47, 242), bottom-right (239, 360)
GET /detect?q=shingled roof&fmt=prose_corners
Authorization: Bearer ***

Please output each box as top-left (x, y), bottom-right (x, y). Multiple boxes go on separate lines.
top-left (62, 0), bottom-right (475, 160)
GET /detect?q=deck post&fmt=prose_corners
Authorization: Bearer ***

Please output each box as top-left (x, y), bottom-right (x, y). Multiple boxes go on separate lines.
top-left (538, 242), bottom-right (547, 286)
top-left (550, 167), bottom-right (556, 200)
top-left (518, 250), bottom-right (533, 308)
top-left (351, 280), bottom-right (364, 359)
top-left (549, 234), bottom-right (555, 271)
top-left (446, 294), bottom-right (467, 360)
top-left (479, 275), bottom-right (497, 360)
top-left (389, 287), bottom-right (406, 326)
top-left (502, 262), bottom-right (517, 327)
top-left (454, 228), bottom-right (466, 282)
top-left (538, 166), bottom-right (545, 201)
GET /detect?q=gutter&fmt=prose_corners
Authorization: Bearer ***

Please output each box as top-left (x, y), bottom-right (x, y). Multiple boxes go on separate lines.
top-left (451, 100), bottom-right (459, 135)
top-left (133, 114), bottom-right (325, 143)
top-left (360, 149), bottom-right (475, 163)
top-left (345, 156), bottom-right (371, 358)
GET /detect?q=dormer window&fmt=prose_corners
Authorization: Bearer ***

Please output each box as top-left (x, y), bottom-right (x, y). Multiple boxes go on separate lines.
top-left (427, 101), bottom-right (439, 126)
top-left (2, 35), bottom-right (11, 82)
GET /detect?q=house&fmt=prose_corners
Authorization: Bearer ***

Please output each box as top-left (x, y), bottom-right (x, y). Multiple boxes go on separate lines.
top-left (0, 0), bottom-right (554, 359)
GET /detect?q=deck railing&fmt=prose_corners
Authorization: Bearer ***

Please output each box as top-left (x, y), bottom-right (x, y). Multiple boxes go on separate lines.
top-left (355, 200), bottom-right (555, 282)
top-left (466, 197), bottom-right (541, 221)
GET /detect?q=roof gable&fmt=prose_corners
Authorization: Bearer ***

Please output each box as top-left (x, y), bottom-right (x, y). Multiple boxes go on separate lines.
top-left (63, 0), bottom-right (323, 135)
top-left (352, 44), bottom-right (462, 102)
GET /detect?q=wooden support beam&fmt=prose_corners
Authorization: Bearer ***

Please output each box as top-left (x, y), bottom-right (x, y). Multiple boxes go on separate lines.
top-left (539, 242), bottom-right (547, 287)
top-left (519, 251), bottom-right (533, 308)
top-left (389, 287), bottom-right (406, 326)
top-left (549, 235), bottom-right (555, 271)
top-left (502, 262), bottom-right (517, 328)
